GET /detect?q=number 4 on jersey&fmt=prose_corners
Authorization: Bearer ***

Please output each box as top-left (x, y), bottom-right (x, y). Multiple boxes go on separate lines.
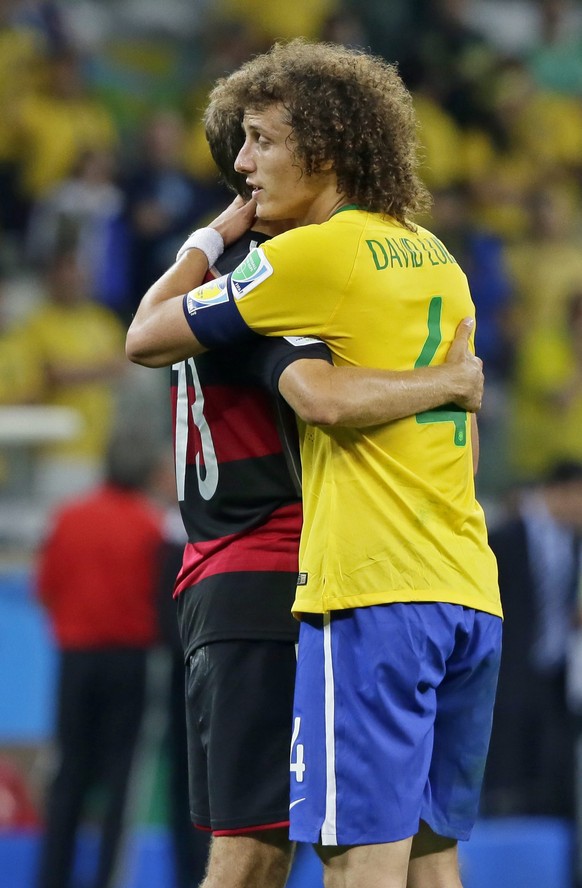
top-left (415, 296), bottom-right (467, 447)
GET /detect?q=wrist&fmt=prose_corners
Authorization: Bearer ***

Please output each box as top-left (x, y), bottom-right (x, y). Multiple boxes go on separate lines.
top-left (176, 227), bottom-right (224, 266)
top-left (439, 363), bottom-right (460, 399)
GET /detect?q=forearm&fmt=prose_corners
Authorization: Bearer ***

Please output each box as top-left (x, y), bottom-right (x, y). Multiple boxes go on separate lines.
top-left (279, 360), bottom-right (471, 428)
top-left (126, 250), bottom-right (209, 367)
top-left (127, 198), bottom-right (257, 367)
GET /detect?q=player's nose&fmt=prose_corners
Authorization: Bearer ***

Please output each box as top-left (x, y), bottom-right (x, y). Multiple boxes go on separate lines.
top-left (234, 141), bottom-right (255, 174)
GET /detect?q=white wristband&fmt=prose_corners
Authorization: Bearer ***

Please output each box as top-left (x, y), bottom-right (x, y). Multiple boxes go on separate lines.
top-left (176, 227), bottom-right (224, 266)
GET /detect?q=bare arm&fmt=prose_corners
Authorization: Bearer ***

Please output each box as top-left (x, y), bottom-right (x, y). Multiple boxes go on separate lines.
top-left (279, 318), bottom-right (483, 427)
top-left (125, 254), bottom-right (207, 366)
top-left (126, 198), bottom-right (256, 367)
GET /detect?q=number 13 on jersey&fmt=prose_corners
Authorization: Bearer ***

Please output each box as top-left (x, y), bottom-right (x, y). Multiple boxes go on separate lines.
top-left (174, 359), bottom-right (219, 502)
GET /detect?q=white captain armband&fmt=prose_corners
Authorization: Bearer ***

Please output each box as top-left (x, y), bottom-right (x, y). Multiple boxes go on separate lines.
top-left (182, 275), bottom-right (255, 348)
top-left (176, 227), bottom-right (224, 266)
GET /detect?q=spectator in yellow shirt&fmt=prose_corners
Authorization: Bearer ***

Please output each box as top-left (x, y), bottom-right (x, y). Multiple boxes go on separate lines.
top-left (18, 246), bottom-right (126, 503)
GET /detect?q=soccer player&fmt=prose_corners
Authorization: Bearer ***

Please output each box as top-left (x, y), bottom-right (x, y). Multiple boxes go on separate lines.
top-left (127, 40), bottom-right (499, 888)
top-left (164, 101), bottom-right (483, 888)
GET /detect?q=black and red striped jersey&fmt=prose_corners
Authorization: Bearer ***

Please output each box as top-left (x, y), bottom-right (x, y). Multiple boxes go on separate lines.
top-left (172, 230), bottom-right (331, 656)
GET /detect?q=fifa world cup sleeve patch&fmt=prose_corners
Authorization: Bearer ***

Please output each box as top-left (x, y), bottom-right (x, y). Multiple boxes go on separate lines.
top-left (229, 247), bottom-right (273, 299)
top-left (182, 273), bottom-right (256, 348)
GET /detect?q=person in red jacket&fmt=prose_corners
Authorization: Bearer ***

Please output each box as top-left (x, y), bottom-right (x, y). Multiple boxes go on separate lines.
top-left (35, 432), bottom-right (164, 888)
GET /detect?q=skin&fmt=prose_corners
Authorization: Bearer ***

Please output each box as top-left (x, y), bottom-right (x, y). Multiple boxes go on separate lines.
top-left (200, 831), bottom-right (293, 888)
top-left (237, 107), bottom-right (344, 225)
top-left (127, 102), bottom-right (482, 888)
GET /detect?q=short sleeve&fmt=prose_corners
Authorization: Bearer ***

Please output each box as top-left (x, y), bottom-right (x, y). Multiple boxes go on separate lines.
top-left (233, 227), bottom-right (346, 338)
top-left (249, 336), bottom-right (332, 395)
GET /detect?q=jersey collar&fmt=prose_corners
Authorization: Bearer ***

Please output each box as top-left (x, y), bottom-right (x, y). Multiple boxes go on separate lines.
top-left (331, 204), bottom-right (360, 217)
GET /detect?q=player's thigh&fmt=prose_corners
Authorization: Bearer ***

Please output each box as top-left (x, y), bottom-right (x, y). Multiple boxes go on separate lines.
top-left (317, 838), bottom-right (412, 888)
top-left (186, 639), bottom-right (297, 832)
top-left (422, 609), bottom-right (502, 841)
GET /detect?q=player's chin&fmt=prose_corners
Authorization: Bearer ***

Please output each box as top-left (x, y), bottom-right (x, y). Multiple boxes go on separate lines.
top-left (256, 201), bottom-right (285, 222)
top-left (255, 205), bottom-right (274, 221)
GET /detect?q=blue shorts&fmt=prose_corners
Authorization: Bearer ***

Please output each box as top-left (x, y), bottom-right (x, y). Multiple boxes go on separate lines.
top-left (289, 602), bottom-right (502, 846)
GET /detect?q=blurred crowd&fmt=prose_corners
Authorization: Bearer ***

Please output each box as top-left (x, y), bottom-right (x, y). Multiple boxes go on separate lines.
top-left (2, 0), bottom-right (582, 880)
top-left (1, 0), bottom-right (582, 513)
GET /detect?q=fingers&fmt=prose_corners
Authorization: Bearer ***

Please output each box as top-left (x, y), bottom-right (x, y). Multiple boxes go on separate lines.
top-left (453, 316), bottom-right (474, 344)
top-left (446, 317), bottom-right (476, 364)
top-left (232, 195), bottom-right (257, 215)
top-left (448, 315), bottom-right (483, 412)
top-left (209, 197), bottom-right (257, 246)
top-left (239, 197), bottom-right (257, 219)
top-left (212, 196), bottom-right (256, 224)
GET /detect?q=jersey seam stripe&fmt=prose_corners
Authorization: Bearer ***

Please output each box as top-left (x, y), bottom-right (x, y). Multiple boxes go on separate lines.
top-left (322, 612), bottom-right (338, 844)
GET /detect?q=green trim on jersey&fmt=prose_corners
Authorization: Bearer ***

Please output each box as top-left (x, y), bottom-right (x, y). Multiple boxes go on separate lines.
top-left (331, 203), bottom-right (360, 216)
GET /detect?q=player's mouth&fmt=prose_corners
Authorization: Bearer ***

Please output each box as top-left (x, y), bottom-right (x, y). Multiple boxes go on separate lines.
top-left (247, 181), bottom-right (263, 199)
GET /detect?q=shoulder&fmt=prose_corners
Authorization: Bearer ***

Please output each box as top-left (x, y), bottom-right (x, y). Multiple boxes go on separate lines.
top-left (217, 230), bottom-right (270, 276)
top-left (261, 217), bottom-right (362, 278)
top-left (265, 223), bottom-right (325, 253)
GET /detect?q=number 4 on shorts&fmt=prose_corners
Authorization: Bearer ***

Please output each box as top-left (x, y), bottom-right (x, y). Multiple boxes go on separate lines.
top-left (415, 296), bottom-right (467, 447)
top-left (290, 717), bottom-right (306, 782)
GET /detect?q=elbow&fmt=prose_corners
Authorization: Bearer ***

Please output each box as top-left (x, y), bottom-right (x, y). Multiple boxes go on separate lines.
top-left (293, 397), bottom-right (340, 427)
top-left (279, 367), bottom-right (343, 426)
top-left (125, 329), bottom-right (166, 368)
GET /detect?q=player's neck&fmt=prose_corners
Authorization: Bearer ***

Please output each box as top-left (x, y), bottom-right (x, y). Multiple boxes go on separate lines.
top-left (252, 219), bottom-right (296, 237)
top-left (301, 184), bottom-right (351, 226)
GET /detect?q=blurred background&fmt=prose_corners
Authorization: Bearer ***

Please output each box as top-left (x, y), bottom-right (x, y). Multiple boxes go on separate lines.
top-left (2, 0), bottom-right (582, 886)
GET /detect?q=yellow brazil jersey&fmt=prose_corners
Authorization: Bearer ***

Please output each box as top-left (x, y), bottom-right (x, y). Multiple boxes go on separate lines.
top-left (226, 208), bottom-right (501, 618)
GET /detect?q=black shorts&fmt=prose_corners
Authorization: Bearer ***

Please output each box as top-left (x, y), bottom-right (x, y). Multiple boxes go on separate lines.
top-left (185, 639), bottom-right (297, 834)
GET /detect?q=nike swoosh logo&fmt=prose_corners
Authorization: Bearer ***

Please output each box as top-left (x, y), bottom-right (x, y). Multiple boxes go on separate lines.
top-left (289, 798), bottom-right (306, 810)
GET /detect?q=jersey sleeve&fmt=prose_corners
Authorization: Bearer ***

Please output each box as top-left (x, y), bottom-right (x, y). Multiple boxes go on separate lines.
top-left (249, 336), bottom-right (332, 396)
top-left (182, 226), bottom-right (346, 349)
top-left (233, 229), bottom-right (344, 337)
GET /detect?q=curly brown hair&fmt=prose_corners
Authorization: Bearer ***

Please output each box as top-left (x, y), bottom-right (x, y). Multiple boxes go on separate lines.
top-left (204, 39), bottom-right (431, 225)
